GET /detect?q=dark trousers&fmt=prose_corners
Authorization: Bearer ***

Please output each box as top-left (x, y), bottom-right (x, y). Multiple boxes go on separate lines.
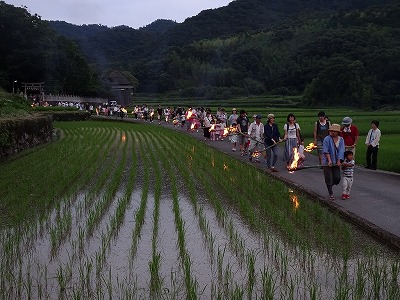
top-left (323, 166), bottom-right (341, 196)
top-left (366, 146), bottom-right (378, 169)
top-left (203, 127), bottom-right (211, 139)
top-left (265, 143), bottom-right (278, 168)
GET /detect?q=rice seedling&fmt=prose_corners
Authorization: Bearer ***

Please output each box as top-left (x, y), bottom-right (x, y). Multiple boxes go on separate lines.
top-left (1, 120), bottom-right (400, 298)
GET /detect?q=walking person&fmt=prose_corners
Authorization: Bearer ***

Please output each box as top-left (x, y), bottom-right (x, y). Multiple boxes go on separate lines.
top-left (203, 110), bottom-right (212, 141)
top-left (322, 124), bottom-right (345, 201)
top-left (157, 105), bottom-right (163, 124)
top-left (365, 120), bottom-right (381, 170)
top-left (283, 113), bottom-right (301, 167)
top-left (236, 110), bottom-right (250, 156)
top-left (264, 113), bottom-right (281, 172)
top-left (314, 111), bottom-right (331, 164)
top-left (340, 116), bottom-right (359, 157)
top-left (229, 122), bottom-right (238, 151)
top-left (228, 108), bottom-right (238, 127)
top-left (248, 114), bottom-right (264, 162)
top-left (341, 150), bottom-right (355, 200)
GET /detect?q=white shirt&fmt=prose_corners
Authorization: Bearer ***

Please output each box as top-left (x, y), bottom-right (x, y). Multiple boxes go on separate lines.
top-left (284, 123), bottom-right (300, 139)
top-left (248, 121), bottom-right (264, 140)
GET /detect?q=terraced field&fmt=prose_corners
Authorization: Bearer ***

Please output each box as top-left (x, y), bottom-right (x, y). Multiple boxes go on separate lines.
top-left (0, 120), bottom-right (399, 299)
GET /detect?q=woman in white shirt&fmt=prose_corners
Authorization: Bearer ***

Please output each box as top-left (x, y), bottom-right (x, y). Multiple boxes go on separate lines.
top-left (365, 120), bottom-right (381, 170)
top-left (283, 113), bottom-right (301, 166)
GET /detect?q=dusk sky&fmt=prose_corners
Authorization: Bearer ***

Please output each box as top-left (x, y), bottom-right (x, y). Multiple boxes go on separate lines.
top-left (5, 0), bottom-right (233, 29)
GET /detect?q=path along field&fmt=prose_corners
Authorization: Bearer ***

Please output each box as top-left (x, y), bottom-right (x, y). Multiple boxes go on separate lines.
top-left (0, 120), bottom-right (399, 299)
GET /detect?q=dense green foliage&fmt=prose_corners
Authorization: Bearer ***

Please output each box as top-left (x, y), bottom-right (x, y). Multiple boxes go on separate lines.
top-left (2, 0), bottom-right (399, 108)
top-left (0, 88), bottom-right (31, 116)
top-left (0, 1), bottom-right (105, 96)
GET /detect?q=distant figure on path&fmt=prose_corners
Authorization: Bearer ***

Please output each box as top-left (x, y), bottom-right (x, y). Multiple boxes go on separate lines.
top-left (264, 113), bottom-right (281, 172)
top-left (322, 124), bottom-right (345, 201)
top-left (365, 120), bottom-right (381, 170)
top-left (236, 110), bottom-right (250, 156)
top-left (248, 114), bottom-right (264, 163)
top-left (341, 150), bottom-right (355, 200)
top-left (314, 111), bottom-right (331, 164)
top-left (340, 116), bottom-right (359, 157)
top-left (283, 113), bottom-right (301, 167)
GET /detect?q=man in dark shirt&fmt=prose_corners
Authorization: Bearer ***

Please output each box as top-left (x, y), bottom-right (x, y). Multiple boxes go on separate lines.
top-left (264, 113), bottom-right (281, 171)
top-left (236, 110), bottom-right (249, 156)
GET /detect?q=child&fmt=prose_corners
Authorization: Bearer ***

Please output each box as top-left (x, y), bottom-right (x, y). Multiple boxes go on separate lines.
top-left (298, 138), bottom-right (306, 166)
top-left (218, 119), bottom-right (225, 141)
top-left (229, 122), bottom-right (238, 151)
top-left (341, 150), bottom-right (355, 200)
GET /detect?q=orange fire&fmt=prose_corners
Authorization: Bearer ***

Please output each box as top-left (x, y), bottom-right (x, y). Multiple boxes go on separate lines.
top-left (288, 147), bottom-right (300, 171)
top-left (305, 142), bottom-right (317, 152)
top-left (209, 124), bottom-right (216, 132)
top-left (190, 122), bottom-right (196, 130)
top-left (186, 110), bottom-right (193, 120)
top-left (223, 126), bottom-right (237, 137)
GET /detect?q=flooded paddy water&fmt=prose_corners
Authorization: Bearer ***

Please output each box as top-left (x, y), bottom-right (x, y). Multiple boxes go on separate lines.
top-left (0, 121), bottom-right (399, 299)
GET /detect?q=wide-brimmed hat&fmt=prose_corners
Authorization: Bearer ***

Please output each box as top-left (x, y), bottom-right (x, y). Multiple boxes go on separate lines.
top-left (267, 113), bottom-right (275, 119)
top-left (232, 108), bottom-right (237, 112)
top-left (328, 124), bottom-right (341, 132)
top-left (256, 114), bottom-right (262, 119)
top-left (342, 116), bottom-right (352, 125)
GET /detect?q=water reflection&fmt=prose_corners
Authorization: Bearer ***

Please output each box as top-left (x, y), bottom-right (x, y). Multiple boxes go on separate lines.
top-left (289, 189), bottom-right (300, 210)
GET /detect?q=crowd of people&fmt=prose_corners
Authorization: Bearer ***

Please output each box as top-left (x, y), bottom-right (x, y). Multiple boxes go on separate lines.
top-left (132, 105), bottom-right (381, 201)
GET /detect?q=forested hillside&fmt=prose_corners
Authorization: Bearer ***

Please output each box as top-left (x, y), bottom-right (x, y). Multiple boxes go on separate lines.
top-left (0, 1), bottom-right (107, 96)
top-left (2, 0), bottom-right (399, 108)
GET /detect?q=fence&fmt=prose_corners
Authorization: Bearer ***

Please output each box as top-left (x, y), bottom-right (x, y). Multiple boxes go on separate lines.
top-left (44, 94), bottom-right (107, 104)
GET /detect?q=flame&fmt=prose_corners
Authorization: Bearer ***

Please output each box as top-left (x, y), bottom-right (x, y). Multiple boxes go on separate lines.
top-left (150, 111), bottom-right (154, 117)
top-left (288, 147), bottom-right (300, 171)
top-left (223, 128), bottom-right (229, 137)
top-left (290, 195), bottom-right (300, 209)
top-left (209, 124), bottom-right (216, 132)
top-left (252, 152), bottom-right (260, 158)
top-left (223, 126), bottom-right (237, 138)
top-left (190, 122), bottom-right (196, 130)
top-left (305, 142), bottom-right (317, 152)
top-left (186, 110), bottom-right (193, 120)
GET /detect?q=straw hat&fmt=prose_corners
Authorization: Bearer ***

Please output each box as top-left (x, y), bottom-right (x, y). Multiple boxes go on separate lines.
top-left (328, 124), bottom-right (341, 132)
top-left (232, 108), bottom-right (237, 112)
top-left (267, 113), bottom-right (275, 119)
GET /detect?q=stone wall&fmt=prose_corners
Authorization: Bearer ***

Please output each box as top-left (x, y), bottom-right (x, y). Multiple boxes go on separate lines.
top-left (0, 114), bottom-right (53, 160)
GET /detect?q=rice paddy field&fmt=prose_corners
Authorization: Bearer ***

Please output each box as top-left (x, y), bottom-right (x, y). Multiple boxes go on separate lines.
top-left (0, 120), bottom-right (399, 299)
